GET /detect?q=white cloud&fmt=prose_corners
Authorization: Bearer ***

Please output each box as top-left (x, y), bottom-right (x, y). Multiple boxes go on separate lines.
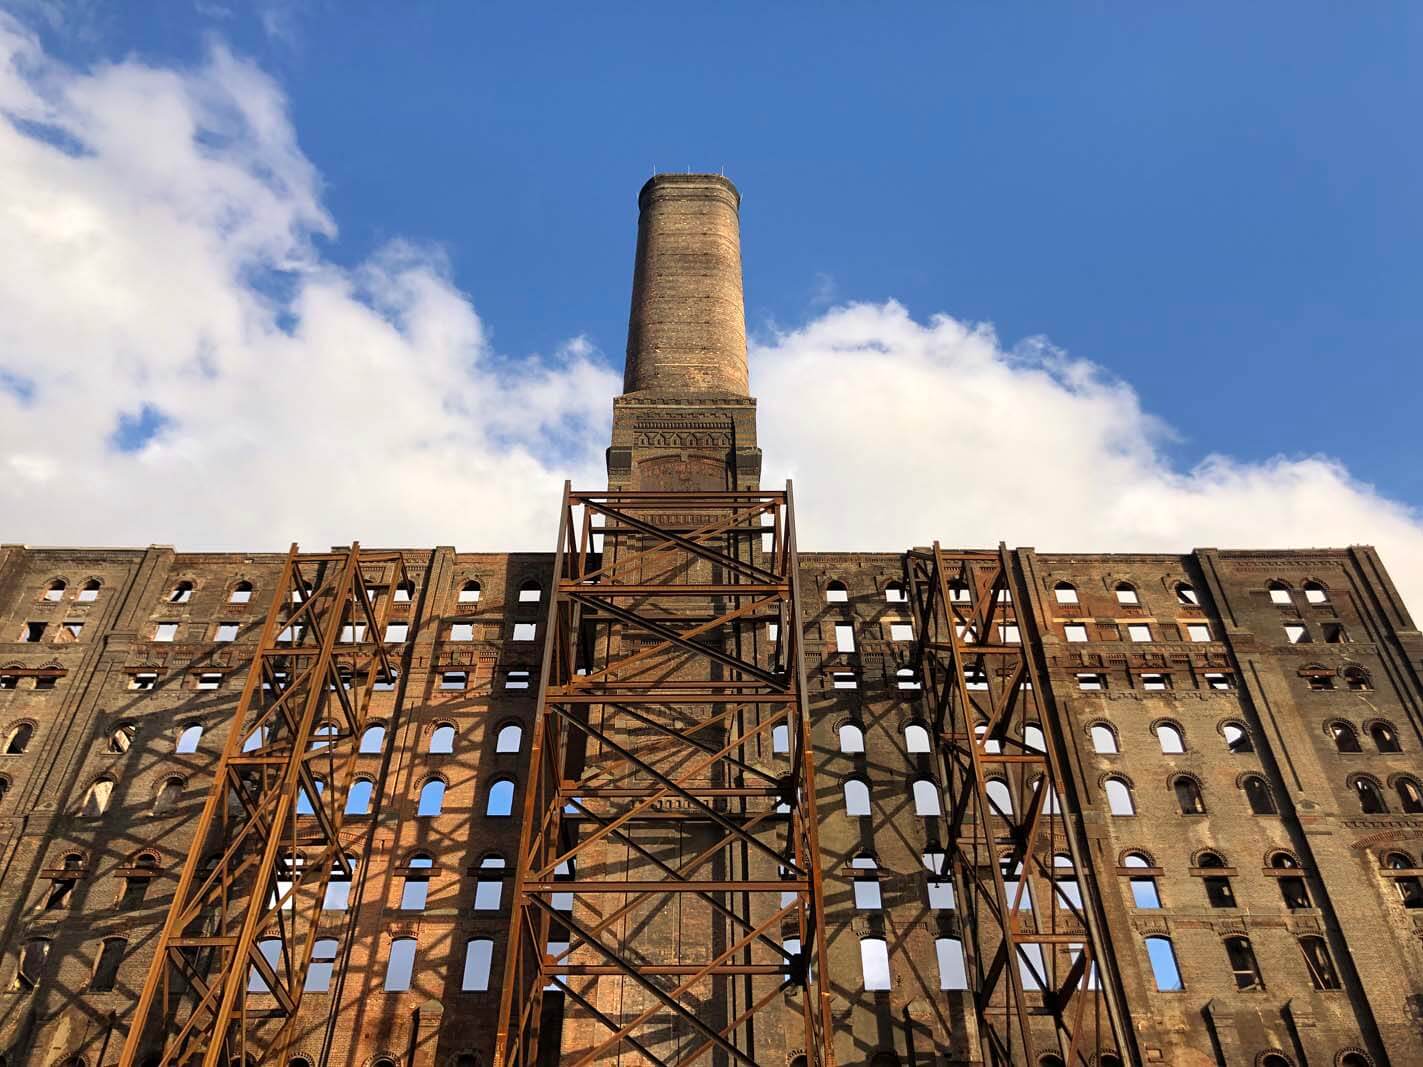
top-left (2, 16), bottom-right (1420, 617)
top-left (753, 302), bottom-right (1423, 612)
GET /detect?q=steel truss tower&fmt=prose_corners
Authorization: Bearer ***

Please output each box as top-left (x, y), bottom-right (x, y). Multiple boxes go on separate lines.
top-left (494, 485), bottom-right (835, 1067)
top-left (120, 545), bottom-right (414, 1067)
top-left (907, 543), bottom-right (1139, 1067)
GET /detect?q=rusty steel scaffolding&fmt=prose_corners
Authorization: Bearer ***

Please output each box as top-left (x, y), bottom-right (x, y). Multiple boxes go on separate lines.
top-left (907, 543), bottom-right (1138, 1067)
top-left (494, 485), bottom-right (834, 1067)
top-left (119, 545), bottom-right (414, 1067)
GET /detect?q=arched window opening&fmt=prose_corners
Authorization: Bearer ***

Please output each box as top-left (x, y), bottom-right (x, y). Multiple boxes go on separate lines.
top-left (903, 722), bottom-right (931, 754)
top-left (1345, 667), bottom-right (1373, 691)
top-left (417, 779), bottom-right (445, 817)
top-left (78, 578), bottom-right (101, 601)
top-left (474, 855), bottom-right (506, 911)
top-left (895, 667), bottom-right (921, 690)
top-left (383, 938), bottom-right (416, 991)
top-left (843, 778), bottom-right (871, 817)
top-left (1222, 722), bottom-right (1252, 753)
top-left (5, 722), bottom-right (34, 754)
top-left (43, 579), bottom-right (66, 601)
top-left (295, 777), bottom-right (325, 816)
top-left (345, 778), bottom-right (374, 816)
top-left (771, 722), bottom-right (790, 755)
top-left (1174, 776), bottom-right (1206, 815)
top-left (1104, 777), bottom-right (1135, 816)
top-left (1024, 724), bottom-right (1045, 752)
top-left (1053, 582), bottom-right (1078, 605)
top-left (1268, 580), bottom-right (1292, 605)
top-left (393, 579), bottom-right (415, 603)
top-left (81, 778), bottom-right (114, 817)
top-left (935, 937), bottom-right (967, 990)
top-left (1000, 855), bottom-right (1033, 913)
top-left (247, 938), bottom-right (282, 993)
top-left (1353, 777), bottom-right (1387, 814)
top-left (496, 723), bottom-right (523, 753)
top-left (852, 854), bottom-right (882, 910)
top-left (1198, 852), bottom-right (1235, 908)
top-left (1258, 1057), bottom-right (1292, 1067)
top-left (401, 855), bottom-right (433, 910)
top-left (825, 580), bottom-right (848, 603)
top-left (1337, 1055), bottom-right (1371, 1067)
top-left (323, 854), bottom-right (357, 911)
top-left (12, 938), bottom-right (50, 990)
top-left (884, 581), bottom-right (907, 603)
top-left (924, 851), bottom-right (955, 909)
top-left (1242, 775), bottom-right (1275, 815)
top-left (1397, 777), bottom-right (1423, 813)
top-left (1370, 721), bottom-right (1400, 752)
top-left (1224, 935), bottom-right (1262, 989)
top-left (309, 720), bottom-right (339, 749)
top-left (1330, 721), bottom-right (1361, 753)
top-left (429, 723), bottom-right (456, 754)
top-left (838, 722), bottom-right (865, 754)
top-left (152, 776), bottom-right (184, 815)
top-left (517, 579), bottom-right (542, 603)
top-left (1271, 853), bottom-right (1311, 909)
top-left (1091, 724), bottom-right (1118, 754)
top-left (1052, 852), bottom-right (1083, 909)
top-left (1155, 723), bottom-right (1185, 754)
top-left (1385, 852), bottom-right (1423, 908)
top-left (306, 938), bottom-right (339, 992)
top-left (859, 937), bottom-right (891, 991)
top-left (1114, 582), bottom-right (1139, 606)
top-left (360, 723), bottom-right (386, 753)
top-left (458, 579), bottom-right (482, 604)
top-left (229, 581), bottom-right (253, 604)
top-left (985, 778), bottom-right (1014, 817)
top-left (912, 778), bottom-right (942, 817)
top-left (1123, 853), bottom-right (1160, 909)
top-left (170, 581), bottom-right (194, 604)
top-left (486, 778), bottom-right (515, 817)
top-left (175, 723), bottom-right (203, 754)
top-left (1303, 580), bottom-right (1329, 604)
top-left (947, 579), bottom-right (970, 604)
top-left (462, 938), bottom-right (494, 991)
top-left (1175, 582), bottom-right (1199, 605)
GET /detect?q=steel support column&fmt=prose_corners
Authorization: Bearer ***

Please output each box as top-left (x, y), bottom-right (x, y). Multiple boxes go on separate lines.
top-left (119, 545), bottom-right (414, 1067)
top-left (494, 485), bottom-right (834, 1067)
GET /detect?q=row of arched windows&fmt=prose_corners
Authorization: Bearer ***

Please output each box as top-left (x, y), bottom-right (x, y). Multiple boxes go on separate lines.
top-left (1053, 579), bottom-right (1201, 609)
top-left (1268, 579), bottom-right (1333, 605)
top-left (1121, 849), bottom-right (1313, 910)
top-left (1140, 931), bottom-right (1341, 993)
top-left (1099, 773), bottom-right (1275, 816)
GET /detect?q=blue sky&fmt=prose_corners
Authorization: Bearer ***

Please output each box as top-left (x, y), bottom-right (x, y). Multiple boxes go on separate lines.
top-left (3, 3), bottom-right (1423, 605)
top-left (28, 2), bottom-right (1420, 501)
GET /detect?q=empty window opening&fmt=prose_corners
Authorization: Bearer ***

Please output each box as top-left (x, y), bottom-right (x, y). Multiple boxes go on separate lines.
top-left (305, 938), bottom-right (339, 993)
top-left (852, 855), bottom-right (882, 909)
top-left (1185, 623), bottom-right (1212, 642)
top-left (1354, 777), bottom-right (1388, 814)
top-left (1385, 852), bottom-right (1423, 908)
top-left (1156, 723), bottom-right (1185, 754)
top-left (1090, 724), bottom-right (1118, 754)
top-left (1321, 622), bottom-right (1347, 643)
top-left (401, 856), bottom-right (433, 910)
top-left (441, 672), bottom-right (468, 691)
top-left (1076, 673), bottom-right (1106, 691)
top-left (904, 722), bottom-right (931, 754)
top-left (1124, 853), bottom-right (1160, 909)
top-left (384, 622), bottom-right (408, 642)
top-left (1370, 721), bottom-right (1400, 752)
top-left (227, 581), bottom-right (252, 604)
top-left (1222, 722), bottom-right (1253, 753)
top-left (374, 669), bottom-right (399, 692)
top-left (151, 777), bottom-right (183, 815)
top-left (383, 938), bottom-right (416, 992)
top-left (1398, 778), bottom-right (1423, 813)
top-left (43, 579), bottom-right (67, 602)
top-left (884, 581), bottom-right (907, 603)
top-left (0, 676), bottom-right (15, 690)
top-left (4, 723), bottom-right (33, 754)
top-left (462, 938), bottom-right (494, 991)
top-left (518, 579), bottom-right (542, 603)
top-left (170, 581), bottom-right (193, 604)
top-left (924, 852), bottom-right (955, 909)
top-left (1024, 724), bottom-right (1045, 752)
top-left (771, 723), bottom-right (790, 755)
top-left (1224, 936), bottom-right (1262, 990)
top-left (1141, 673), bottom-right (1169, 690)
top-left (964, 666), bottom-right (989, 691)
top-left (839, 722), bottom-right (865, 754)
top-left (1174, 582), bottom-right (1199, 605)
top-left (1346, 667), bottom-right (1373, 692)
top-left (34, 675), bottom-right (55, 691)
top-left (449, 623), bottom-right (475, 642)
top-left (324, 856), bottom-right (356, 911)
top-left (1294, 935), bottom-right (1340, 990)
top-left (1064, 624), bottom-right (1088, 643)
top-left (860, 938), bottom-right (891, 991)
top-left (1309, 673), bottom-right (1335, 691)
top-left (474, 855), bottom-right (505, 911)
top-left (1115, 583), bottom-right (1139, 605)
top-left (1204, 671), bottom-right (1233, 689)
top-left (948, 580), bottom-right (971, 603)
top-left (81, 778), bottom-right (114, 817)
top-left (825, 580), bottom-right (848, 603)
top-left (1174, 776), bottom-right (1206, 815)
top-left (60, 621), bottom-right (83, 641)
top-left (1105, 777), bottom-right (1135, 815)
top-left (1127, 624), bottom-right (1152, 643)
top-left (1242, 775), bottom-right (1276, 815)
top-left (496, 723), bottom-right (523, 753)
top-left (1144, 936), bottom-right (1182, 991)
top-left (22, 622), bottom-right (46, 642)
top-left (843, 779), bottom-right (871, 817)
top-left (487, 778), bottom-right (515, 817)
top-left (1268, 581), bottom-right (1292, 605)
top-left (889, 622), bottom-right (914, 641)
top-left (175, 723), bottom-right (203, 753)
top-left (346, 778), bottom-right (374, 815)
top-left (1271, 854), bottom-right (1312, 909)
top-left (1198, 852), bottom-right (1235, 908)
top-left (1303, 580), bottom-right (1329, 604)
top-left (832, 671), bottom-right (858, 690)
top-left (247, 938), bottom-right (282, 994)
top-left (118, 858), bottom-right (156, 910)
top-left (985, 778), bottom-right (1014, 817)
top-left (109, 723), bottom-right (135, 754)
top-left (512, 623), bottom-right (537, 642)
top-left (418, 780), bottom-right (446, 817)
top-left (1053, 582), bottom-right (1078, 605)
top-left (360, 724), bottom-right (386, 753)
top-left (935, 937), bottom-right (967, 990)
top-left (1052, 852), bottom-right (1083, 909)
top-left (394, 580), bottom-right (415, 603)
top-left (429, 723), bottom-right (456, 754)
top-left (834, 624), bottom-right (855, 652)
top-left (84, 937), bottom-right (123, 992)
top-left (505, 670), bottom-right (531, 690)
top-left (78, 578), bottom-right (101, 601)
top-left (999, 623), bottom-right (1021, 643)
top-left (458, 580), bottom-right (482, 604)
top-left (895, 668), bottom-right (920, 690)
top-left (153, 622), bottom-right (180, 643)
top-left (1284, 624), bottom-right (1309, 644)
top-left (913, 778), bottom-right (942, 817)
top-left (13, 938), bottom-right (50, 990)
top-left (1330, 721), bottom-right (1361, 752)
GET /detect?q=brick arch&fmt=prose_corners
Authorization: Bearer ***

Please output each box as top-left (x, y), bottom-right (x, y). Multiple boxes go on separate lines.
top-left (1117, 846), bottom-right (1156, 866)
top-left (1097, 769), bottom-right (1135, 789)
top-left (1191, 846), bottom-right (1230, 866)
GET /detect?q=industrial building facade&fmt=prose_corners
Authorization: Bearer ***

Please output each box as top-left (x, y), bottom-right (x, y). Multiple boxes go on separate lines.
top-left (1, 175), bottom-right (1421, 1067)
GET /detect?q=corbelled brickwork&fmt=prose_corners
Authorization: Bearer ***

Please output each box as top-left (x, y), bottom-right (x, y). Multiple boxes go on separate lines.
top-left (1, 176), bottom-right (1421, 1067)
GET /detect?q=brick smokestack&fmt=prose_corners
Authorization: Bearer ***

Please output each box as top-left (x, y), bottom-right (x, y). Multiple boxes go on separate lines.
top-left (623, 173), bottom-right (749, 396)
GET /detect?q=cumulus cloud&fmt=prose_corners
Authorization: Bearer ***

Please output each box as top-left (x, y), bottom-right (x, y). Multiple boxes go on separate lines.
top-left (754, 303), bottom-right (1423, 611)
top-left (2, 15), bottom-right (1420, 615)
top-left (0, 15), bottom-right (616, 552)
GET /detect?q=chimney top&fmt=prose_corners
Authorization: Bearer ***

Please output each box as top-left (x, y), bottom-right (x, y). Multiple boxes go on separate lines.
top-left (623, 173), bottom-right (749, 397)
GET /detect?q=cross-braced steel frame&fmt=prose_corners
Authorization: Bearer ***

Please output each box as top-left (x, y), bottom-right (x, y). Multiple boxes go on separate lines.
top-left (119, 544), bottom-right (413, 1067)
top-left (494, 485), bottom-right (834, 1067)
top-left (908, 543), bottom-right (1138, 1067)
